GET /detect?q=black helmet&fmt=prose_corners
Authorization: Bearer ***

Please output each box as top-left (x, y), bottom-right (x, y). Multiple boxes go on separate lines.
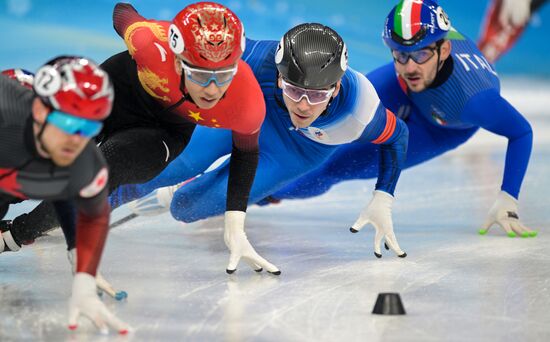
top-left (275, 23), bottom-right (348, 90)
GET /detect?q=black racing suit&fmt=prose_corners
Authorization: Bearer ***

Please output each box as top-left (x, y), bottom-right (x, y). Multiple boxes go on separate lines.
top-left (2, 51), bottom-right (196, 248)
top-left (0, 75), bottom-right (109, 275)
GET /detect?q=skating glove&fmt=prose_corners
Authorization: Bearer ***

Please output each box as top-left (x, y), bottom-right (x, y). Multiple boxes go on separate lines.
top-left (479, 191), bottom-right (537, 238)
top-left (224, 211), bottom-right (281, 275)
top-left (68, 273), bottom-right (130, 334)
top-left (500, 0), bottom-right (531, 27)
top-left (350, 190), bottom-right (406, 258)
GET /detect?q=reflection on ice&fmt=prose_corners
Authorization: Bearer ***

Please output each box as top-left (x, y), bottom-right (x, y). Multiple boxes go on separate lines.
top-left (1, 82), bottom-right (550, 340)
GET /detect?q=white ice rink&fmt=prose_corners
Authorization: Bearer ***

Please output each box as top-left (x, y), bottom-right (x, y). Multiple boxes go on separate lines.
top-left (1, 80), bottom-right (550, 341)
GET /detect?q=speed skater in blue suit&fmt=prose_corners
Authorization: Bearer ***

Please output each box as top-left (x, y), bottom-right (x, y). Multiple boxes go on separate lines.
top-left (270, 0), bottom-right (537, 238)
top-left (110, 23), bottom-right (411, 263)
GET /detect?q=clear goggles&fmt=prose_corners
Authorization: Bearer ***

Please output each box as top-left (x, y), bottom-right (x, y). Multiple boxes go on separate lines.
top-left (47, 110), bottom-right (103, 138)
top-left (181, 61), bottom-right (238, 87)
top-left (280, 79), bottom-right (335, 105)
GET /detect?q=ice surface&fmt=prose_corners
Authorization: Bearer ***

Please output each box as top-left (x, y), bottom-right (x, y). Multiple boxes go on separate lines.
top-left (1, 82), bottom-right (550, 341)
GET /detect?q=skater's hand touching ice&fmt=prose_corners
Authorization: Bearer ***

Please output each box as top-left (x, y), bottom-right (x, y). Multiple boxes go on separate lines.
top-left (68, 273), bottom-right (130, 335)
top-left (224, 211), bottom-right (280, 275)
top-left (350, 191), bottom-right (406, 258)
top-left (479, 191), bottom-right (537, 238)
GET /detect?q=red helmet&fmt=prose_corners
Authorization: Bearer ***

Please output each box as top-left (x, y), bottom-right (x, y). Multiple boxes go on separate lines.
top-left (34, 56), bottom-right (114, 120)
top-left (168, 2), bottom-right (245, 69)
top-left (1, 68), bottom-right (34, 89)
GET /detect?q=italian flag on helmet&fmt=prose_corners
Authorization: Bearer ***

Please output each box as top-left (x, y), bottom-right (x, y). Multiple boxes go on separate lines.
top-left (383, 0), bottom-right (451, 52)
top-left (393, 0), bottom-right (425, 41)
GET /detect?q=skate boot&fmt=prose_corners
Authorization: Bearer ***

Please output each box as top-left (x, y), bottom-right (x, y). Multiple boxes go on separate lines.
top-left (0, 220), bottom-right (21, 253)
top-left (127, 176), bottom-right (199, 217)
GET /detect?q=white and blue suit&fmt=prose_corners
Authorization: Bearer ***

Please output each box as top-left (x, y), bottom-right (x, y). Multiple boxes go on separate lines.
top-left (109, 38), bottom-right (409, 222)
top-left (272, 32), bottom-right (532, 201)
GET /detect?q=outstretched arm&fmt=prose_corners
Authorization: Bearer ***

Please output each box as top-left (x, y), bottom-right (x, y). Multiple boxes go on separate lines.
top-left (74, 191), bottom-right (110, 276)
top-left (112, 2), bottom-right (147, 38)
top-left (227, 131), bottom-right (260, 213)
top-left (354, 104), bottom-right (409, 195)
top-left (224, 131), bottom-right (281, 275)
top-left (463, 89), bottom-right (535, 237)
top-left (463, 89), bottom-right (532, 199)
top-left (68, 188), bottom-right (130, 334)
top-left (351, 104), bottom-right (409, 257)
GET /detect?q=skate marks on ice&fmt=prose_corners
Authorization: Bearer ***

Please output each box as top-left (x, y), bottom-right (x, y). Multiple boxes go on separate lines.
top-left (2, 190), bottom-right (549, 341)
top-left (1, 82), bottom-right (550, 340)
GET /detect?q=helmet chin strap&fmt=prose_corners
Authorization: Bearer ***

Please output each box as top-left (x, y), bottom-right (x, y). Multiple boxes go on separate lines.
top-left (178, 73), bottom-right (190, 101)
top-left (320, 96), bottom-right (335, 117)
top-left (433, 41), bottom-right (445, 81)
top-left (33, 117), bottom-right (52, 158)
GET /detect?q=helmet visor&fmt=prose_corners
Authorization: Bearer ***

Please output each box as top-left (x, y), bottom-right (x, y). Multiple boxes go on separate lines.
top-left (281, 79), bottom-right (335, 105)
top-left (47, 111), bottom-right (103, 138)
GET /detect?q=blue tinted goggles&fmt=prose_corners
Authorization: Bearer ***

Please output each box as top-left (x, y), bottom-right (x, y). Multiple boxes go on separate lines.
top-left (391, 41), bottom-right (443, 65)
top-left (392, 46), bottom-right (438, 65)
top-left (181, 61), bottom-right (238, 87)
top-left (47, 111), bottom-right (103, 138)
